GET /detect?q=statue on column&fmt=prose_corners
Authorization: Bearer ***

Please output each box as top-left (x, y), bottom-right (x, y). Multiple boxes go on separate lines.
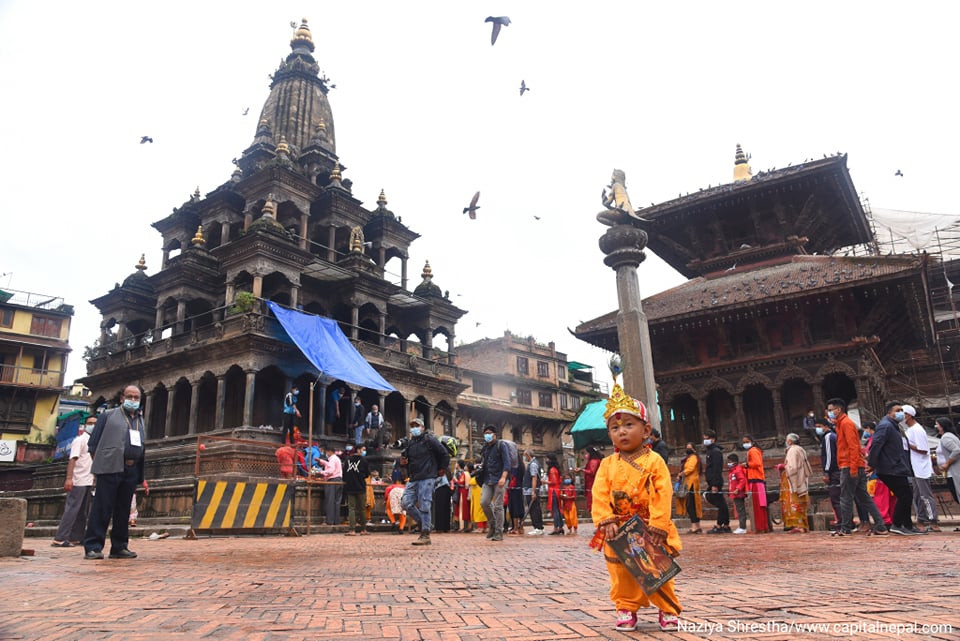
top-left (598, 169), bottom-right (651, 227)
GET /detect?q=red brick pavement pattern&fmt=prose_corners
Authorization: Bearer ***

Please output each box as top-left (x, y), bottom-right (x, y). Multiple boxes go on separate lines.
top-left (2, 530), bottom-right (958, 641)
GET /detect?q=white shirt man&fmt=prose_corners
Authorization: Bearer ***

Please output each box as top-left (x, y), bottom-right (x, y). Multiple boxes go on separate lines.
top-left (902, 404), bottom-right (939, 530)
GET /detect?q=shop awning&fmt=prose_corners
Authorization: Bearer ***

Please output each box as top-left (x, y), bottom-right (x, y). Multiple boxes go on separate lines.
top-left (267, 302), bottom-right (396, 392)
top-left (569, 400), bottom-right (610, 449)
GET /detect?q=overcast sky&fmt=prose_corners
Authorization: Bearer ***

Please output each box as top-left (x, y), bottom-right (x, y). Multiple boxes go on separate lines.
top-left (1, 1), bottom-right (957, 390)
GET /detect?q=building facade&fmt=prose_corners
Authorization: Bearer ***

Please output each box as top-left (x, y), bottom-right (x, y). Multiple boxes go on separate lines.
top-left (0, 288), bottom-right (73, 442)
top-left (576, 148), bottom-right (956, 448)
top-left (455, 331), bottom-right (605, 461)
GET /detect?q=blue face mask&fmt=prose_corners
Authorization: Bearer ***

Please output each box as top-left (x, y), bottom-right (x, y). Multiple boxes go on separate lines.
top-left (410, 427), bottom-right (423, 438)
top-left (484, 433), bottom-right (493, 443)
top-left (360, 451), bottom-right (366, 457)
top-left (827, 410), bottom-right (837, 420)
top-left (815, 427), bottom-right (825, 436)
top-left (703, 439), bottom-right (712, 446)
top-left (563, 479), bottom-right (572, 485)
top-left (123, 400), bottom-right (140, 412)
top-left (894, 411), bottom-right (905, 422)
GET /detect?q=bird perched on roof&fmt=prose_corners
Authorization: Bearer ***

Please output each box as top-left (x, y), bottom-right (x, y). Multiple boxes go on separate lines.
top-left (519, 80), bottom-right (530, 96)
top-left (485, 16), bottom-right (511, 45)
top-left (895, 169), bottom-right (904, 177)
top-left (140, 136), bottom-right (153, 144)
top-left (463, 191), bottom-right (480, 219)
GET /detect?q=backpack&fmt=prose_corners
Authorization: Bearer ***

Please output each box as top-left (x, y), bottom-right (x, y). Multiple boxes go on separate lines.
top-left (500, 439), bottom-right (519, 472)
top-left (439, 434), bottom-right (459, 459)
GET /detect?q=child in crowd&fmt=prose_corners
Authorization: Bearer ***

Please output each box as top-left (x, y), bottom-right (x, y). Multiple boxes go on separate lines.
top-left (590, 377), bottom-right (682, 632)
top-left (727, 453), bottom-right (748, 534)
top-left (560, 472), bottom-right (578, 535)
top-left (384, 480), bottom-right (407, 534)
top-left (469, 463), bottom-right (487, 534)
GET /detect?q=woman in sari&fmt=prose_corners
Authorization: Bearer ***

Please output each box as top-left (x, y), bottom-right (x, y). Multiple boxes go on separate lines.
top-left (779, 432), bottom-right (812, 533)
top-left (675, 443), bottom-right (702, 533)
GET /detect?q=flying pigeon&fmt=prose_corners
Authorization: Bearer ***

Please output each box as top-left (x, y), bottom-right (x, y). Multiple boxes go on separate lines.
top-left (520, 80), bottom-right (529, 96)
top-left (463, 191), bottom-right (480, 219)
top-left (140, 136), bottom-right (153, 144)
top-left (242, 107), bottom-right (249, 116)
top-left (895, 169), bottom-right (903, 177)
top-left (533, 215), bottom-right (541, 220)
top-left (485, 16), bottom-right (511, 45)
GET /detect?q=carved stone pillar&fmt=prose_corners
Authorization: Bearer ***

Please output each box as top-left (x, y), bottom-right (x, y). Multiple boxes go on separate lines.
top-left (252, 275), bottom-right (263, 298)
top-left (188, 380), bottom-right (200, 435)
top-left (697, 396), bottom-right (709, 434)
top-left (142, 390), bottom-right (153, 438)
top-left (291, 285), bottom-right (300, 308)
top-left (447, 331), bottom-right (456, 365)
top-left (154, 307), bottom-right (163, 331)
top-left (377, 312), bottom-right (386, 346)
top-left (175, 300), bottom-right (186, 334)
top-left (351, 306), bottom-right (359, 340)
top-left (243, 369), bottom-right (257, 427)
top-left (812, 383), bottom-right (825, 417)
top-left (215, 375), bottom-right (226, 430)
top-left (598, 224), bottom-right (660, 432)
top-left (327, 226), bottom-right (336, 262)
top-left (734, 393), bottom-right (745, 437)
top-left (225, 282), bottom-right (235, 307)
top-left (162, 248), bottom-right (170, 269)
top-left (425, 404), bottom-right (434, 432)
top-left (771, 388), bottom-right (785, 439)
top-left (422, 328), bottom-right (433, 358)
top-left (243, 211), bottom-right (252, 231)
top-left (221, 223), bottom-right (232, 244)
top-left (164, 390), bottom-right (175, 438)
top-left (401, 257), bottom-right (408, 290)
top-left (299, 213), bottom-right (309, 251)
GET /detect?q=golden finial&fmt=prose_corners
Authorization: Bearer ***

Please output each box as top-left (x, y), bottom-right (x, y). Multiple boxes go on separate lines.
top-left (377, 189), bottom-right (388, 208)
top-left (329, 163), bottom-right (342, 182)
top-left (290, 18), bottom-right (315, 51)
top-left (191, 225), bottom-right (205, 247)
top-left (733, 144), bottom-right (752, 183)
top-left (421, 260), bottom-right (433, 280)
top-left (276, 135), bottom-right (290, 155)
top-left (262, 196), bottom-right (277, 219)
top-left (135, 254), bottom-right (147, 271)
top-left (317, 118), bottom-right (327, 131)
top-left (349, 226), bottom-right (365, 253)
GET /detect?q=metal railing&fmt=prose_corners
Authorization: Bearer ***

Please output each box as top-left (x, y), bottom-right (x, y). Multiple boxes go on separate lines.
top-left (0, 288), bottom-right (67, 311)
top-left (0, 363), bottom-right (65, 387)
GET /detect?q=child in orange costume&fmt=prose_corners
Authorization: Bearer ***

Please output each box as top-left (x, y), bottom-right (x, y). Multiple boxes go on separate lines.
top-left (559, 472), bottom-right (578, 534)
top-left (590, 376), bottom-right (682, 632)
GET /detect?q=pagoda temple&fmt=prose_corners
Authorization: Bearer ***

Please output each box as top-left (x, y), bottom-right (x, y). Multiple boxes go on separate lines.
top-left (83, 19), bottom-right (467, 442)
top-left (576, 147), bottom-right (960, 448)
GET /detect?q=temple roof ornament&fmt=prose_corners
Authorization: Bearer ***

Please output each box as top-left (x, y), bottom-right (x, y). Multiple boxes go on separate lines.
top-left (733, 144), bottom-right (752, 182)
top-left (262, 196), bottom-right (277, 219)
top-left (290, 18), bottom-right (315, 53)
top-left (191, 225), bottom-right (206, 247)
top-left (275, 135), bottom-right (290, 156)
top-left (377, 189), bottom-right (388, 209)
top-left (135, 254), bottom-right (147, 271)
top-left (421, 260), bottom-right (433, 279)
top-left (414, 260), bottom-right (443, 298)
top-left (349, 226), bottom-right (365, 253)
top-left (328, 162), bottom-right (343, 188)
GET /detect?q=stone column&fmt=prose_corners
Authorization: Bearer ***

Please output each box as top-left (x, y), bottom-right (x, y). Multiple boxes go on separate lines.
top-left (221, 223), bottom-right (232, 244)
top-left (243, 369), bottom-right (256, 426)
top-left (734, 393), bottom-right (745, 437)
top-left (697, 397), bottom-right (709, 434)
top-left (351, 306), bottom-right (359, 340)
top-left (812, 383), bottom-right (825, 417)
top-left (425, 404), bottom-right (434, 432)
top-left (142, 390), bottom-right (153, 438)
top-left (225, 282), bottom-right (235, 307)
top-left (154, 307), bottom-right (163, 331)
top-left (161, 248), bottom-right (170, 269)
top-left (327, 226), bottom-right (336, 262)
top-left (215, 375), bottom-right (226, 430)
top-left (164, 390), bottom-right (175, 438)
top-left (447, 331), bottom-right (456, 365)
top-left (188, 380), bottom-right (200, 435)
top-left (378, 245), bottom-right (386, 268)
top-left (291, 285), bottom-right (300, 308)
top-left (175, 300), bottom-right (186, 334)
top-left (252, 275), bottom-right (263, 298)
top-left (771, 388), bottom-right (785, 439)
top-left (377, 312), bottom-right (387, 346)
top-left (299, 213), bottom-right (309, 251)
top-left (243, 211), bottom-right (252, 231)
top-left (422, 328), bottom-right (432, 358)
top-left (598, 224), bottom-right (660, 432)
top-left (401, 257), bottom-right (408, 290)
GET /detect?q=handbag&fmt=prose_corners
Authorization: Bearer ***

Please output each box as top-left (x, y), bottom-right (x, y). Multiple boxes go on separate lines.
top-left (674, 479), bottom-right (688, 499)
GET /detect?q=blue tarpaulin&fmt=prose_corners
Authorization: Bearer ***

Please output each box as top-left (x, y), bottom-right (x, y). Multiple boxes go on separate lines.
top-left (267, 301), bottom-right (396, 392)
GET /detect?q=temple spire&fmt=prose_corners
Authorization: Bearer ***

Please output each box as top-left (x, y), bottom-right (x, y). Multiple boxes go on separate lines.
top-left (290, 18), bottom-right (315, 53)
top-left (733, 144), bottom-right (752, 182)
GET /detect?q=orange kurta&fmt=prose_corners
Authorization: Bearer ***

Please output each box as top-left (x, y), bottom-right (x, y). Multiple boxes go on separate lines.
top-left (591, 449), bottom-right (682, 615)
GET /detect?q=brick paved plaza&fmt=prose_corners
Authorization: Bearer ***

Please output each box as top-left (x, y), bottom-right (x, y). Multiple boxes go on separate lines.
top-left (2, 529), bottom-right (958, 641)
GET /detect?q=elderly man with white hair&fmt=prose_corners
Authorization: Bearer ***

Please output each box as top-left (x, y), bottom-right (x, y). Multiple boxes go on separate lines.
top-left (777, 433), bottom-right (813, 533)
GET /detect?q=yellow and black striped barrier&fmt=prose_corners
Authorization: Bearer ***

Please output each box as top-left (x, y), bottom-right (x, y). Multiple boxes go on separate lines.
top-left (188, 477), bottom-right (297, 537)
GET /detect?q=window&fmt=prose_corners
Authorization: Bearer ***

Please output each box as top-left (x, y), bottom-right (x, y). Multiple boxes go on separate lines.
top-left (0, 309), bottom-right (13, 328)
top-left (517, 389), bottom-right (531, 405)
top-left (538, 392), bottom-right (553, 408)
top-left (532, 426), bottom-right (544, 445)
top-left (29, 314), bottom-right (62, 338)
top-left (30, 350), bottom-right (47, 373)
top-left (559, 393), bottom-right (568, 410)
top-left (537, 361), bottom-right (549, 377)
top-left (0, 389), bottom-right (35, 433)
top-left (472, 377), bottom-right (492, 395)
top-left (512, 426), bottom-right (522, 444)
top-left (516, 356), bottom-right (529, 375)
top-left (571, 396), bottom-right (581, 410)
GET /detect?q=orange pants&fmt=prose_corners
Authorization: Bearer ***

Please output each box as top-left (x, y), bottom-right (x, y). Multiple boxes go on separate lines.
top-left (562, 502), bottom-right (578, 530)
top-left (386, 510), bottom-right (406, 530)
top-left (605, 558), bottom-right (682, 615)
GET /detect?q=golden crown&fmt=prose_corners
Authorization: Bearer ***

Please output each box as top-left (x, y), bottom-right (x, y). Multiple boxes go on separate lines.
top-left (603, 379), bottom-right (647, 423)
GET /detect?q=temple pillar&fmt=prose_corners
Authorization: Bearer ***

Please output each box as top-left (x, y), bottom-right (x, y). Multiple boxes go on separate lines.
top-left (142, 390), bottom-right (152, 437)
top-left (221, 223), bottom-right (232, 244)
top-left (422, 329), bottom-right (432, 358)
top-left (812, 383), bottom-right (825, 417)
top-left (401, 257), bottom-right (408, 290)
top-left (215, 374), bottom-right (226, 430)
top-left (697, 397), bottom-right (709, 434)
top-left (771, 388), bottom-right (786, 439)
top-left (291, 285), bottom-right (300, 308)
top-left (734, 393), bottom-right (745, 437)
top-left (378, 245), bottom-right (386, 268)
top-left (447, 331), bottom-right (456, 365)
top-left (351, 306), bottom-right (359, 340)
top-left (243, 211), bottom-right (252, 231)
top-left (164, 390), bottom-right (175, 438)
top-left (598, 224), bottom-right (660, 432)
top-left (225, 282), bottom-right (235, 307)
top-left (175, 300), bottom-right (186, 334)
top-left (327, 226), bottom-right (336, 262)
top-left (252, 275), bottom-right (263, 298)
top-left (317, 382), bottom-right (327, 437)
top-left (243, 369), bottom-right (256, 426)
top-left (162, 248), bottom-right (170, 269)
top-left (299, 213), bottom-right (309, 251)
top-left (425, 404), bottom-right (434, 433)
top-left (154, 307), bottom-right (163, 331)
top-left (188, 379), bottom-right (200, 435)
top-left (377, 312), bottom-right (386, 346)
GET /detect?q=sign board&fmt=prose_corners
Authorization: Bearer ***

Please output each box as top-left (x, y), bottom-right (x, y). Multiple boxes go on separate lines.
top-left (0, 439), bottom-right (17, 462)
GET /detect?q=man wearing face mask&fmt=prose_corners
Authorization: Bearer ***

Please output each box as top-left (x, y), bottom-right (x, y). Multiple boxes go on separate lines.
top-left (902, 405), bottom-right (940, 532)
top-left (83, 385), bottom-right (147, 560)
top-left (479, 425), bottom-right (510, 541)
top-left (810, 416), bottom-right (841, 528)
top-left (867, 401), bottom-right (918, 535)
top-left (51, 415), bottom-right (97, 547)
top-left (828, 397), bottom-right (888, 536)
top-left (703, 431), bottom-right (730, 534)
top-left (400, 418), bottom-right (450, 546)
